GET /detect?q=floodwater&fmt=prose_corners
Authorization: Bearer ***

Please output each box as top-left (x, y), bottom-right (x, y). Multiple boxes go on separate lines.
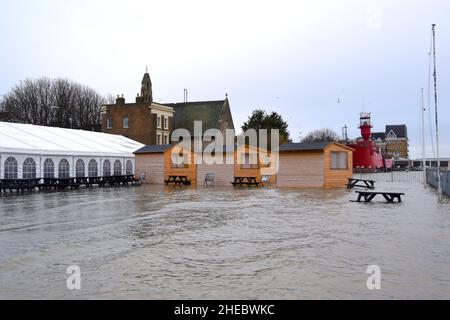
top-left (0, 182), bottom-right (449, 300)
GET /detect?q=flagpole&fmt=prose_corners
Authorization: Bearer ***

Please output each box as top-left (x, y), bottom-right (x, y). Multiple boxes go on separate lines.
top-left (431, 24), bottom-right (442, 196)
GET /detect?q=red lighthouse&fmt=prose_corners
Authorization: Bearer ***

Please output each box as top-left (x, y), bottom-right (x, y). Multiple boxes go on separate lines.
top-left (347, 113), bottom-right (390, 171)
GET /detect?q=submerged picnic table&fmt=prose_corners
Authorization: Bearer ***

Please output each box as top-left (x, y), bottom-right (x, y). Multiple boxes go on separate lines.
top-left (165, 175), bottom-right (191, 185)
top-left (353, 190), bottom-right (405, 203)
top-left (231, 176), bottom-right (260, 187)
top-left (0, 178), bottom-right (42, 192)
top-left (347, 178), bottom-right (375, 190)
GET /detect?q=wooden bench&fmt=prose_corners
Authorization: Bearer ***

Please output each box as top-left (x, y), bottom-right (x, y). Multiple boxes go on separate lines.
top-left (231, 177), bottom-right (260, 187)
top-left (353, 191), bottom-right (405, 203)
top-left (347, 178), bottom-right (375, 190)
top-left (165, 175), bottom-right (191, 186)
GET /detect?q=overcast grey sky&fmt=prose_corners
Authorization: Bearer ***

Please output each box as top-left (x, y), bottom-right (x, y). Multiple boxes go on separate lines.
top-left (1, 0), bottom-right (449, 158)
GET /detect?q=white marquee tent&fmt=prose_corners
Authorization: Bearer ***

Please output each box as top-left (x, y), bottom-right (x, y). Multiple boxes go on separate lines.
top-left (0, 122), bottom-right (144, 179)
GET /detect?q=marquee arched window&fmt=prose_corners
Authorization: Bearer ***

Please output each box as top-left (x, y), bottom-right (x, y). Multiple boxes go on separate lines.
top-left (58, 159), bottom-right (70, 178)
top-left (23, 158), bottom-right (37, 179)
top-left (75, 159), bottom-right (85, 178)
top-left (88, 160), bottom-right (98, 177)
top-left (43, 159), bottom-right (55, 178)
top-left (4, 157), bottom-right (18, 180)
top-left (126, 160), bottom-right (133, 175)
top-left (113, 160), bottom-right (122, 176)
top-left (103, 160), bottom-right (111, 177)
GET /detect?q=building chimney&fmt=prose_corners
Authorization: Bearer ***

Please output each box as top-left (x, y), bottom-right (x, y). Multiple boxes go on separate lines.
top-left (116, 94), bottom-right (125, 105)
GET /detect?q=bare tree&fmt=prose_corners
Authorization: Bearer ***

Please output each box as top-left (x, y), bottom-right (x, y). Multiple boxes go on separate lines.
top-left (301, 128), bottom-right (338, 143)
top-left (0, 77), bottom-right (108, 131)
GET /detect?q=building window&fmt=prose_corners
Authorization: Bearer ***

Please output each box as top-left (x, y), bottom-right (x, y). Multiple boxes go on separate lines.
top-left (23, 158), bottom-right (37, 179)
top-left (107, 118), bottom-right (113, 129)
top-left (172, 152), bottom-right (188, 168)
top-left (43, 159), bottom-right (55, 178)
top-left (123, 117), bottom-right (129, 129)
top-left (164, 116), bottom-right (168, 130)
top-left (88, 160), bottom-right (98, 177)
top-left (58, 159), bottom-right (70, 178)
top-left (76, 159), bottom-right (85, 178)
top-left (113, 160), bottom-right (122, 176)
top-left (164, 134), bottom-right (169, 145)
top-left (4, 157), bottom-right (18, 179)
top-left (157, 116), bottom-right (161, 129)
top-left (241, 153), bottom-right (259, 169)
top-left (157, 133), bottom-right (162, 145)
top-left (126, 160), bottom-right (133, 175)
top-left (103, 160), bottom-right (111, 177)
top-left (331, 152), bottom-right (348, 170)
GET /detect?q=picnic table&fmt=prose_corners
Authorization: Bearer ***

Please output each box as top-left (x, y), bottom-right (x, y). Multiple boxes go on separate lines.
top-left (353, 191), bottom-right (405, 203)
top-left (231, 176), bottom-right (260, 187)
top-left (165, 175), bottom-right (191, 185)
top-left (347, 178), bottom-right (376, 190)
top-left (0, 178), bottom-right (41, 193)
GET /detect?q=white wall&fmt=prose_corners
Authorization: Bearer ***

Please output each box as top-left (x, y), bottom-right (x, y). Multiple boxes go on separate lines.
top-left (0, 153), bottom-right (136, 179)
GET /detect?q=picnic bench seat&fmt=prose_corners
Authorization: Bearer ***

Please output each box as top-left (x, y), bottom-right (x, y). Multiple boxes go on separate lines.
top-left (231, 177), bottom-right (260, 187)
top-left (347, 178), bottom-right (376, 190)
top-left (353, 191), bottom-right (405, 203)
top-left (165, 175), bottom-right (191, 186)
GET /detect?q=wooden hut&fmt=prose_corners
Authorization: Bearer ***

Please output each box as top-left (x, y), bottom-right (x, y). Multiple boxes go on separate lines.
top-left (233, 144), bottom-right (277, 184)
top-left (277, 142), bottom-right (354, 188)
top-left (134, 144), bottom-right (196, 185)
top-left (196, 145), bottom-right (235, 186)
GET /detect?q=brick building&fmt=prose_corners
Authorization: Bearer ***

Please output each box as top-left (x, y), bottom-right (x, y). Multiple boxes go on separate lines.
top-left (101, 71), bottom-right (234, 145)
top-left (372, 124), bottom-right (409, 159)
top-left (101, 71), bottom-right (174, 146)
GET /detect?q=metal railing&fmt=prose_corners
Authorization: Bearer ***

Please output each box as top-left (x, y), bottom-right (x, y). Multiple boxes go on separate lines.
top-left (426, 168), bottom-right (450, 197)
top-left (353, 170), bottom-right (425, 183)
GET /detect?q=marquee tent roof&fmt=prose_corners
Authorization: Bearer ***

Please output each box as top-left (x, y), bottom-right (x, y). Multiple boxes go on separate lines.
top-left (0, 122), bottom-right (144, 157)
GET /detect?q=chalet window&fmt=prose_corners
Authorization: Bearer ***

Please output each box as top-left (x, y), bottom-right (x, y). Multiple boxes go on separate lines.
top-left (113, 160), bottom-right (122, 176)
top-left (4, 157), bottom-right (18, 179)
top-left (331, 152), bottom-right (348, 170)
top-left (58, 159), bottom-right (70, 178)
top-left (126, 160), bottom-right (133, 175)
top-left (172, 152), bottom-right (188, 168)
top-left (157, 116), bottom-right (161, 129)
top-left (75, 159), bottom-right (85, 178)
top-left (164, 116), bottom-right (168, 130)
top-left (103, 160), bottom-right (111, 177)
top-left (43, 159), bottom-right (55, 178)
top-left (88, 160), bottom-right (98, 177)
top-left (23, 158), bottom-right (37, 179)
top-left (107, 118), bottom-right (113, 129)
top-left (123, 116), bottom-right (129, 129)
top-left (241, 153), bottom-right (259, 169)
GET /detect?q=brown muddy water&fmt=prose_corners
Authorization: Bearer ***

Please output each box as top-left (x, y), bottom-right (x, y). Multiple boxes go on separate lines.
top-left (0, 182), bottom-right (449, 299)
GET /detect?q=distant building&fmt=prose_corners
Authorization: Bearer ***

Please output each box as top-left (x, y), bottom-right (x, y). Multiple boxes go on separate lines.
top-left (372, 125), bottom-right (409, 159)
top-left (411, 158), bottom-right (450, 169)
top-left (101, 70), bottom-right (235, 145)
top-left (101, 71), bottom-right (174, 146)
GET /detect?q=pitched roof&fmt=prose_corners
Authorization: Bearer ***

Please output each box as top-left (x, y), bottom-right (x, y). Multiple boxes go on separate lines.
top-left (386, 125), bottom-right (407, 138)
top-left (164, 100), bottom-right (233, 133)
top-left (134, 144), bottom-right (173, 154)
top-left (0, 121), bottom-right (144, 157)
top-left (278, 142), bottom-right (332, 152)
top-left (372, 132), bottom-right (386, 140)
